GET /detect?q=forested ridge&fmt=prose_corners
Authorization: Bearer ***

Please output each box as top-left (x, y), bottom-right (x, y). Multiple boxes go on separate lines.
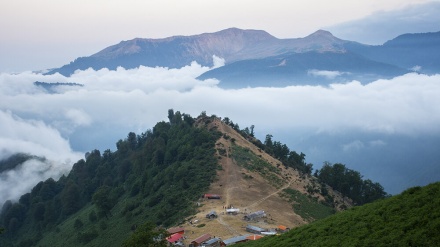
top-left (0, 110), bottom-right (389, 246)
top-left (0, 110), bottom-right (221, 246)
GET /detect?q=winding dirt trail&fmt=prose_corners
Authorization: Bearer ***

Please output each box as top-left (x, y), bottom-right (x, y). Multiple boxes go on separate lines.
top-left (246, 177), bottom-right (295, 209)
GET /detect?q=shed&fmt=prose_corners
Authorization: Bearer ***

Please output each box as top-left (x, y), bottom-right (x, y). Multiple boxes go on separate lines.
top-left (277, 225), bottom-right (289, 233)
top-left (243, 210), bottom-right (266, 221)
top-left (206, 210), bottom-right (218, 219)
top-left (203, 194), bottom-right (221, 199)
top-left (190, 233), bottom-right (212, 247)
top-left (221, 235), bottom-right (249, 246)
top-left (167, 227), bottom-right (185, 235)
top-left (246, 235), bottom-right (263, 241)
top-left (245, 225), bottom-right (266, 234)
top-left (226, 208), bottom-right (240, 215)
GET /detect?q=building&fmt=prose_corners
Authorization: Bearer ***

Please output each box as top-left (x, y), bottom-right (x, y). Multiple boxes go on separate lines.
top-left (246, 235), bottom-right (263, 241)
top-left (202, 237), bottom-right (221, 247)
top-left (277, 225), bottom-right (289, 233)
top-left (167, 233), bottom-right (184, 246)
top-left (190, 233), bottom-right (212, 247)
top-left (206, 210), bottom-right (218, 219)
top-left (226, 208), bottom-right (240, 215)
top-left (167, 227), bottom-right (185, 235)
top-left (243, 210), bottom-right (266, 221)
top-left (221, 235), bottom-right (249, 246)
top-left (245, 225), bottom-right (266, 234)
top-left (203, 194), bottom-right (221, 199)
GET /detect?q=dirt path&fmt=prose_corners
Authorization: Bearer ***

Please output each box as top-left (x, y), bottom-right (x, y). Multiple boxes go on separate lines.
top-left (246, 177), bottom-right (295, 209)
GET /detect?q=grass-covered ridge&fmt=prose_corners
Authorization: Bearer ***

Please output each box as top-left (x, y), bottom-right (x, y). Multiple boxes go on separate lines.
top-left (239, 182), bottom-right (440, 247)
top-left (230, 144), bottom-right (284, 188)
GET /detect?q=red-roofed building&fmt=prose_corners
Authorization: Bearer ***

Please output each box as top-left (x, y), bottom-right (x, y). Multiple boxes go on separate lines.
top-left (246, 235), bottom-right (263, 241)
top-left (167, 233), bottom-right (183, 244)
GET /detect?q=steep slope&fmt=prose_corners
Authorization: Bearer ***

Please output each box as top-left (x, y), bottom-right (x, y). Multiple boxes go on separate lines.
top-left (240, 182), bottom-right (440, 246)
top-left (46, 28), bottom-right (358, 76)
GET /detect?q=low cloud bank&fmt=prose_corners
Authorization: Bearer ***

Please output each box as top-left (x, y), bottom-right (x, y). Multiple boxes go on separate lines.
top-left (1, 62), bottom-right (439, 199)
top-left (0, 110), bottom-right (82, 204)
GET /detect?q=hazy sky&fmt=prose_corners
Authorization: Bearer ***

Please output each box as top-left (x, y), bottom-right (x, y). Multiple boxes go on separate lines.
top-left (1, 0), bottom-right (439, 72)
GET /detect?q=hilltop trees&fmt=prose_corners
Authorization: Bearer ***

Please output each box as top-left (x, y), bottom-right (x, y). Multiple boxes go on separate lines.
top-left (315, 162), bottom-right (388, 205)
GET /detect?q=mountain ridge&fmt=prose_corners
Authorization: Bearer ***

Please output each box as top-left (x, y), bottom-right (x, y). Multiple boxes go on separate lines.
top-left (46, 28), bottom-right (356, 76)
top-left (45, 28), bottom-right (440, 88)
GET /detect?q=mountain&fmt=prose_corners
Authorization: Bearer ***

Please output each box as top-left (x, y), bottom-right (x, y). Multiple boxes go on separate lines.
top-left (241, 182), bottom-right (440, 246)
top-left (196, 51), bottom-right (409, 88)
top-left (46, 28), bottom-right (362, 77)
top-left (1, 110), bottom-right (374, 247)
top-left (346, 31), bottom-right (440, 74)
top-left (198, 31), bottom-right (440, 87)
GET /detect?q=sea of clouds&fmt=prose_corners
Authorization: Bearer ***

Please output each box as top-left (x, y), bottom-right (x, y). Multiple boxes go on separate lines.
top-left (1, 60), bottom-right (440, 204)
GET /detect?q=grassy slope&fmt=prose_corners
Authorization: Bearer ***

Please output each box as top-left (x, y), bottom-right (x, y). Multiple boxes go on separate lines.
top-left (239, 182), bottom-right (440, 247)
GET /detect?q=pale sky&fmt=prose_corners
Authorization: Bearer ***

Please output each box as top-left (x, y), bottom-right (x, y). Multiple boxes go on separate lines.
top-left (0, 0), bottom-right (438, 72)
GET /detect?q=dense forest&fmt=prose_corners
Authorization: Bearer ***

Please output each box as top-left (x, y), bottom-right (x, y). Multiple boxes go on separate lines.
top-left (238, 182), bottom-right (440, 247)
top-left (0, 110), bottom-right (389, 246)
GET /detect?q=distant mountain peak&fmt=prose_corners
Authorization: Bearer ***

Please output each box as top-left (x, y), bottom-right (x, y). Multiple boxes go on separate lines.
top-left (308, 29), bottom-right (335, 37)
top-left (304, 29), bottom-right (341, 43)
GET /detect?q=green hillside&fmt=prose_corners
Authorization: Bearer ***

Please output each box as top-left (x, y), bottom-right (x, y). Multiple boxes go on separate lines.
top-left (239, 182), bottom-right (440, 247)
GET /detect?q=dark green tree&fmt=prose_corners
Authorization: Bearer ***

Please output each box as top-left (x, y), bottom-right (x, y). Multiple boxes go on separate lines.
top-left (61, 180), bottom-right (81, 215)
top-left (122, 222), bottom-right (168, 247)
top-left (92, 186), bottom-right (114, 218)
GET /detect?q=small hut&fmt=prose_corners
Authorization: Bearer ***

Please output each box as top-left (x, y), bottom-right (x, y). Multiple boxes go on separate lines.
top-left (243, 210), bottom-right (266, 221)
top-left (245, 225), bottom-right (266, 234)
top-left (206, 210), bottom-right (218, 219)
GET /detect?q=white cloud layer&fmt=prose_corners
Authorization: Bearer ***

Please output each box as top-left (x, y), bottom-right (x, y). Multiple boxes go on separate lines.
top-left (1, 63), bottom-right (440, 198)
top-left (0, 110), bottom-right (83, 204)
